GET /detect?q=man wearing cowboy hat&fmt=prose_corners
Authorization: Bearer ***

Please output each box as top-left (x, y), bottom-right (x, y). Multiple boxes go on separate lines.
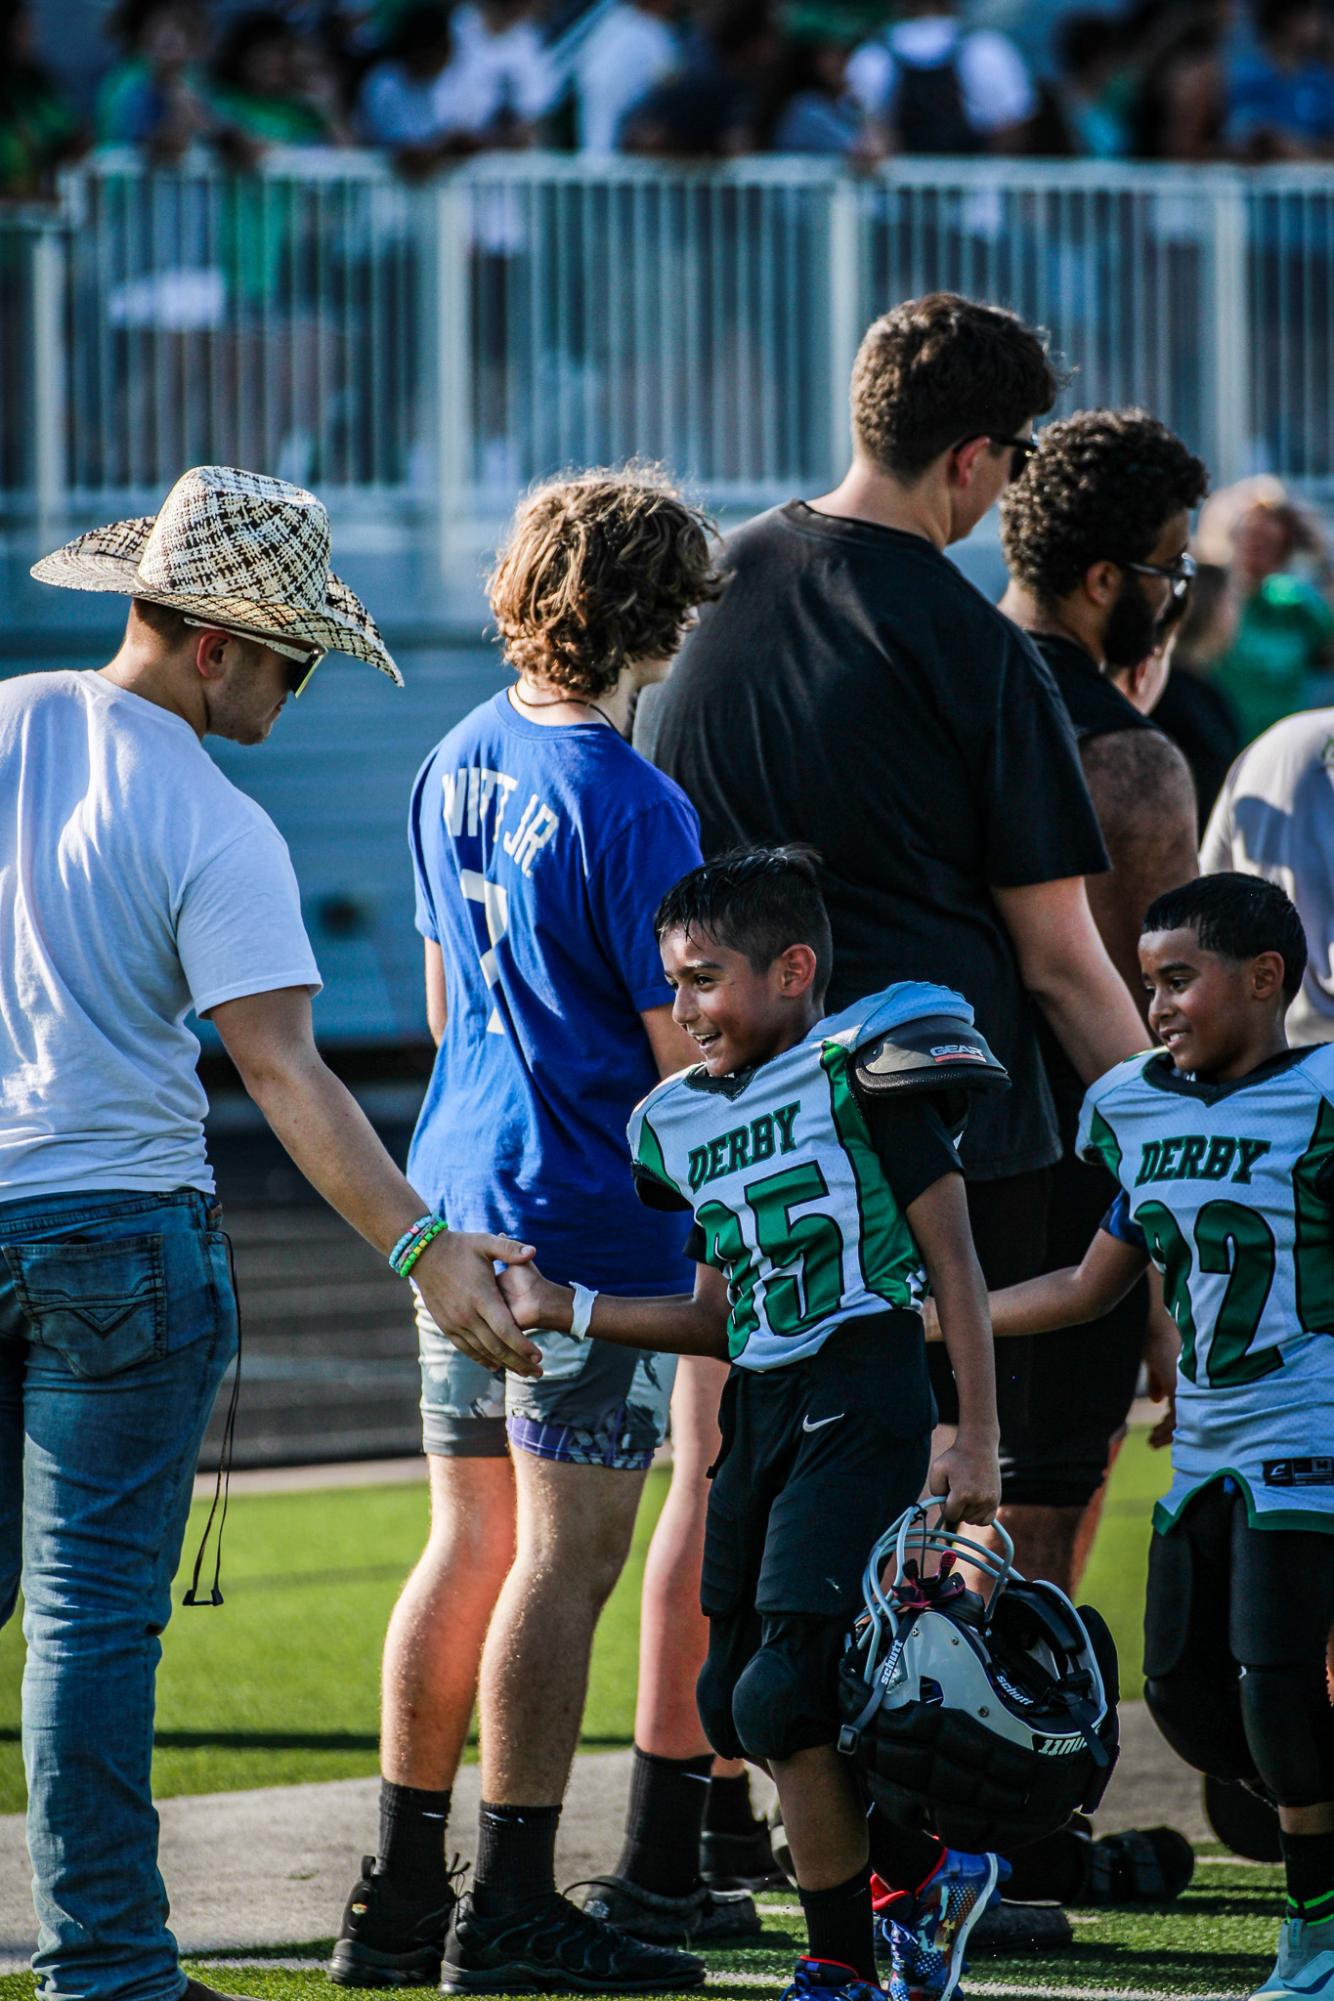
top-left (0, 465), bottom-right (540, 2001)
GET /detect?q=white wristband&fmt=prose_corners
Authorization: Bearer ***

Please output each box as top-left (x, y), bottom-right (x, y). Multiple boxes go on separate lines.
top-left (569, 1282), bottom-right (598, 1341)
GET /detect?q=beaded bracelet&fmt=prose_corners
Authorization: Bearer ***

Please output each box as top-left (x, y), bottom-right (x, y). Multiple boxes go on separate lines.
top-left (389, 1214), bottom-right (447, 1278)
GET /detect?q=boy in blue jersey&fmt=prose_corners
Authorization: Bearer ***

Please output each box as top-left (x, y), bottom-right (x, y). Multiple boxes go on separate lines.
top-left (500, 848), bottom-right (1005, 2001)
top-left (973, 874), bottom-right (1334, 2001)
top-left (332, 470), bottom-right (724, 1997)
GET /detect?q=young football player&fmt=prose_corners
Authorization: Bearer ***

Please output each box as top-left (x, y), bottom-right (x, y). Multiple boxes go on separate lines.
top-left (499, 845), bottom-right (1005, 2001)
top-left (972, 872), bottom-right (1334, 2001)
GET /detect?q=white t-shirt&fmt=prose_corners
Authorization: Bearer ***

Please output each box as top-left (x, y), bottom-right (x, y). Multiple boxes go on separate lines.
top-left (0, 671), bottom-right (321, 1201)
top-left (576, 4), bottom-right (680, 153)
top-left (846, 18), bottom-right (1035, 134)
top-left (1200, 706), bottom-right (1334, 1046)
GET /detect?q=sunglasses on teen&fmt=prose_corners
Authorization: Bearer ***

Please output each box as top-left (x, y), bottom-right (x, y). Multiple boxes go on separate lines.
top-left (953, 432), bottom-right (1039, 482)
top-left (181, 616), bottom-right (327, 697)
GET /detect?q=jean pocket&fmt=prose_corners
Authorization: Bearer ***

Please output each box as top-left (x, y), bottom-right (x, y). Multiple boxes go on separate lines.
top-left (3, 1234), bottom-right (166, 1379)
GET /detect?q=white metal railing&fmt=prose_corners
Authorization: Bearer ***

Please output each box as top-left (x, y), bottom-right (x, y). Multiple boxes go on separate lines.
top-left (4, 152), bottom-right (1334, 561)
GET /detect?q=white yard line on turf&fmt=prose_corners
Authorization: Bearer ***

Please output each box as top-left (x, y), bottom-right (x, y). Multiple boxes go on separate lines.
top-left (0, 1959), bottom-right (1242, 2001)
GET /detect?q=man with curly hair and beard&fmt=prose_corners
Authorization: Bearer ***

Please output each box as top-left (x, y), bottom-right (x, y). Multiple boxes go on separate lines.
top-left (995, 409), bottom-right (1207, 1606)
top-left (331, 468), bottom-right (728, 1996)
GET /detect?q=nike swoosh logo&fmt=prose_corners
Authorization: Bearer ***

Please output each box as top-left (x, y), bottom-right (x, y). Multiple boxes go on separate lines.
top-left (802, 1412), bottom-right (845, 1432)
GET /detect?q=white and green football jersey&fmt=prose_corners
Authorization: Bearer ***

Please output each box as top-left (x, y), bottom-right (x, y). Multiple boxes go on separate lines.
top-left (1078, 1043), bottom-right (1334, 1532)
top-left (627, 982), bottom-right (968, 1371)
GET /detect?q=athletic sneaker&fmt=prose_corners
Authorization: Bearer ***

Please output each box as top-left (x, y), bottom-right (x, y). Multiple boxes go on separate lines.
top-left (877, 1851), bottom-right (1001, 2001)
top-left (578, 1871), bottom-right (761, 1943)
top-left (700, 1820), bottom-right (790, 1891)
top-left (778, 1956), bottom-right (887, 2001)
top-left (439, 1889), bottom-right (707, 1992)
top-left (329, 1854), bottom-right (462, 1987)
top-left (1249, 1918), bottom-right (1334, 1999)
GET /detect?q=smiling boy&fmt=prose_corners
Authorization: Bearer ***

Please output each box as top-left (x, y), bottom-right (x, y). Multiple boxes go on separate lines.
top-left (500, 846), bottom-right (1007, 2001)
top-left (975, 873), bottom-right (1334, 2001)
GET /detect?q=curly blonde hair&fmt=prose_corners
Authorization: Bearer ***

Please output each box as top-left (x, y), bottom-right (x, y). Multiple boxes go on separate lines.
top-left (488, 466), bottom-right (723, 698)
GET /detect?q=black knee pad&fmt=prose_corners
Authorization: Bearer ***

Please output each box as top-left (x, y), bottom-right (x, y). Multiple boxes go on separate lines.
top-left (730, 1619), bottom-right (842, 1763)
top-left (1145, 1668), bottom-right (1258, 1787)
top-left (1239, 1662), bottom-right (1334, 1808)
top-left (697, 1652), bottom-right (744, 1763)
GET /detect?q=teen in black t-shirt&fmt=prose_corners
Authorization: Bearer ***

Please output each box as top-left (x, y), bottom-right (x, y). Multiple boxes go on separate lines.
top-left (650, 500), bottom-right (1107, 1185)
top-left (645, 301), bottom-right (1149, 1463)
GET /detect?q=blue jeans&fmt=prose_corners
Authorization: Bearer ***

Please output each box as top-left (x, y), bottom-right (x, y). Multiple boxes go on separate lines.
top-left (0, 1188), bottom-right (239, 2001)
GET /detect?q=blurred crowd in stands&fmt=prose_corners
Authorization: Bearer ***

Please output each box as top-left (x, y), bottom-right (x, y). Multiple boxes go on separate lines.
top-left (6, 0), bottom-right (1334, 195)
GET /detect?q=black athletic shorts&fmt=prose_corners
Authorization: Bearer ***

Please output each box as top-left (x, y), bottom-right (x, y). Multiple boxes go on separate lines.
top-left (999, 1154), bottom-right (1147, 1509)
top-left (699, 1312), bottom-right (933, 1760)
top-left (1144, 1477), bottom-right (1334, 1677)
top-left (929, 1169), bottom-right (1050, 1461)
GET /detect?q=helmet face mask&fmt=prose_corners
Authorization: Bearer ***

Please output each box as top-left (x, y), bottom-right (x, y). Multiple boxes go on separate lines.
top-left (837, 1503), bottom-right (1120, 1852)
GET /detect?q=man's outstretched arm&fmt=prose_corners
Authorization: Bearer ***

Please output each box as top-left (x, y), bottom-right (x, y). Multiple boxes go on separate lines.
top-left (210, 985), bottom-right (541, 1377)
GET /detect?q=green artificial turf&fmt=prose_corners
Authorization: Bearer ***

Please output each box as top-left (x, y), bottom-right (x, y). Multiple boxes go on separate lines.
top-left (0, 1426), bottom-right (1174, 1815)
top-left (0, 1859), bottom-right (1289, 2000)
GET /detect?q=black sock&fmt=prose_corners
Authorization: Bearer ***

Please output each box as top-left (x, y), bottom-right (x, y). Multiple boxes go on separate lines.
top-left (376, 1781), bottom-right (452, 1900)
top-left (614, 1748), bottom-right (713, 1898)
top-left (866, 1813), bottom-right (945, 1897)
top-left (799, 1866), bottom-right (876, 1983)
top-left (704, 1771), bottom-right (758, 1837)
top-left (472, 1801), bottom-right (562, 1915)
top-left (1281, 1827), bottom-right (1334, 1929)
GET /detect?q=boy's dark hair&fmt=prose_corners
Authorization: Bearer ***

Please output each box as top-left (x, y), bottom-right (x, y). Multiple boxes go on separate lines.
top-left (850, 293), bottom-right (1063, 481)
top-left (488, 465), bottom-right (723, 700)
top-left (1143, 873), bottom-right (1308, 1000)
top-left (1000, 408), bottom-right (1208, 612)
top-left (654, 846), bottom-right (834, 999)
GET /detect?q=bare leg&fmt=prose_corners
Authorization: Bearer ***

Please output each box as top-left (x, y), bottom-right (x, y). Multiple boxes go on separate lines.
top-left (996, 1504), bottom-right (1083, 1597)
top-left (1069, 1430), bottom-right (1127, 1597)
top-left (771, 1747), bottom-right (867, 1890)
top-left (479, 1453), bottom-right (646, 1803)
top-left (636, 1355), bottom-right (739, 1764)
top-left (382, 1454), bottom-right (516, 1788)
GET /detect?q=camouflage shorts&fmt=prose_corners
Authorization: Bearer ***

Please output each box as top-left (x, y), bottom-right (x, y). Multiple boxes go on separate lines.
top-left (415, 1295), bottom-right (678, 1469)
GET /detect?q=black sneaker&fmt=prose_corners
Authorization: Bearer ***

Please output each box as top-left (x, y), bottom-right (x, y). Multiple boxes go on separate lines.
top-left (329, 1854), bottom-right (461, 1988)
top-left (577, 1872), bottom-right (762, 1944)
top-left (440, 1890), bottom-right (707, 1993)
top-left (968, 1900), bottom-right (1073, 1954)
top-left (699, 1821), bottom-right (790, 1892)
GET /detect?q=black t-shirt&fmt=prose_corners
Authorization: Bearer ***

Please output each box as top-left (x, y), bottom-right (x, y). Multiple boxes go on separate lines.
top-left (1034, 630), bottom-right (1159, 747)
top-left (1152, 667), bottom-right (1243, 834)
top-left (646, 502), bottom-right (1109, 1180)
top-left (1029, 631), bottom-right (1157, 1146)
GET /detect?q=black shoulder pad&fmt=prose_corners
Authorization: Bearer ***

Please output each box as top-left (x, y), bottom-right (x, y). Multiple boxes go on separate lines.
top-left (853, 1015), bottom-right (1010, 1103)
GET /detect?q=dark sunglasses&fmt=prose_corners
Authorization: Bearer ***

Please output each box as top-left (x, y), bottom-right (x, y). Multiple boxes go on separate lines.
top-left (954, 432), bottom-right (1039, 482)
top-left (1116, 551), bottom-right (1198, 601)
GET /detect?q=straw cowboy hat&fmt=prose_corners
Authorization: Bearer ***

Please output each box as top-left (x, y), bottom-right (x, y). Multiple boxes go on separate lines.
top-left (31, 464), bottom-right (402, 686)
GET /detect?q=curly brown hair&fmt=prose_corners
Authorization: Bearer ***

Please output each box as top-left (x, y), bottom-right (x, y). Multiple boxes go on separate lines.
top-left (1000, 408), bottom-right (1208, 611)
top-left (488, 466), bottom-right (724, 698)
top-left (851, 293), bottom-right (1063, 480)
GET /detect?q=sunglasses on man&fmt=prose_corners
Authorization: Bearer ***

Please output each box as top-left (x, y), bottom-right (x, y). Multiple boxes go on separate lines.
top-left (1114, 551), bottom-right (1198, 602)
top-left (953, 433), bottom-right (1039, 482)
top-left (181, 616), bottom-right (327, 696)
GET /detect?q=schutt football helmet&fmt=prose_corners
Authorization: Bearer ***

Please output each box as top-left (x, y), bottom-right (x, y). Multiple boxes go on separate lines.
top-left (837, 1501), bottom-right (1120, 1851)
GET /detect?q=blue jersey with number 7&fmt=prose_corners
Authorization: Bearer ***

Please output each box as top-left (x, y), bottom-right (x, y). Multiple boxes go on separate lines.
top-left (407, 689), bottom-right (703, 1296)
